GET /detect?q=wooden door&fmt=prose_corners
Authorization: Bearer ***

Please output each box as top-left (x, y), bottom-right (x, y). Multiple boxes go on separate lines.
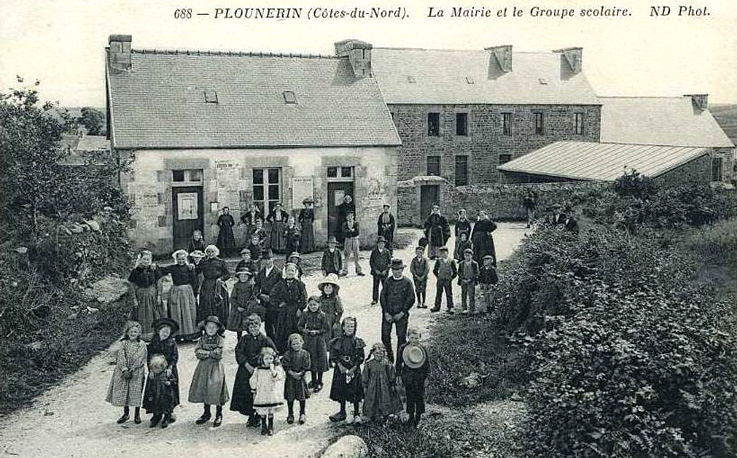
top-left (327, 181), bottom-right (355, 239)
top-left (420, 185), bottom-right (440, 223)
top-left (172, 186), bottom-right (204, 250)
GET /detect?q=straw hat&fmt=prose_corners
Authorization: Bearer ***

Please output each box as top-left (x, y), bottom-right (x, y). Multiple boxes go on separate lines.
top-left (318, 273), bottom-right (340, 294)
top-left (151, 317), bottom-right (179, 335)
top-left (402, 344), bottom-right (427, 369)
top-left (198, 316), bottom-right (225, 334)
top-left (235, 266), bottom-right (253, 277)
top-left (189, 250), bottom-right (205, 259)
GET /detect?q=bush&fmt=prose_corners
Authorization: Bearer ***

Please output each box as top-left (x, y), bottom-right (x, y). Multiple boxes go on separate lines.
top-left (683, 218), bottom-right (737, 266)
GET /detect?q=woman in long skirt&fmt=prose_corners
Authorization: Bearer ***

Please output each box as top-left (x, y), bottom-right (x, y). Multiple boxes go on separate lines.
top-left (128, 250), bottom-right (164, 337)
top-left (196, 245), bottom-right (231, 325)
top-left (160, 250), bottom-right (199, 341)
top-left (423, 205), bottom-right (451, 260)
top-left (216, 207), bottom-right (236, 257)
top-left (298, 198), bottom-right (316, 253)
top-left (266, 202), bottom-right (290, 254)
top-left (471, 210), bottom-right (498, 267)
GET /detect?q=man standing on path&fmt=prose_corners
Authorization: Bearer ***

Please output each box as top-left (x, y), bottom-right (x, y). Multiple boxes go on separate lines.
top-left (336, 194), bottom-right (356, 244)
top-left (340, 212), bottom-right (364, 277)
top-left (379, 258), bottom-right (415, 363)
top-left (377, 204), bottom-right (396, 254)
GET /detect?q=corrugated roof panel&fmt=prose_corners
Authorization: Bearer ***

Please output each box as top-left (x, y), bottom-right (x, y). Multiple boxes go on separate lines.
top-left (498, 141), bottom-right (710, 181)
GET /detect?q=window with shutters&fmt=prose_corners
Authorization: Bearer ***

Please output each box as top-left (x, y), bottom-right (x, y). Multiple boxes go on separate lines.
top-left (455, 156), bottom-right (469, 186)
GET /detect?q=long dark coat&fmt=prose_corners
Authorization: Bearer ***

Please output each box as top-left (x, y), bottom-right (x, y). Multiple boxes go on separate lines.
top-left (377, 212), bottom-right (396, 247)
top-left (216, 214), bottom-right (236, 251)
top-left (424, 213), bottom-right (450, 247)
top-left (270, 278), bottom-right (308, 353)
top-left (298, 208), bottom-right (316, 253)
top-left (230, 333), bottom-right (277, 415)
top-left (471, 219), bottom-right (497, 266)
top-left (298, 310), bottom-right (330, 372)
top-left (196, 257), bottom-right (230, 323)
top-left (146, 335), bottom-right (180, 407)
top-left (329, 334), bottom-right (366, 403)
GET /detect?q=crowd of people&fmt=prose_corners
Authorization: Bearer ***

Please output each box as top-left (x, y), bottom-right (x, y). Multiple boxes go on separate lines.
top-left (111, 195), bottom-right (577, 434)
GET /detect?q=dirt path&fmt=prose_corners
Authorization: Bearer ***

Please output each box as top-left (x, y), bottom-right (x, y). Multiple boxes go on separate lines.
top-left (0, 223), bottom-right (528, 458)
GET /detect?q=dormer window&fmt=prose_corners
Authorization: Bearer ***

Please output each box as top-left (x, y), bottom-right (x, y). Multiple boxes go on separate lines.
top-left (538, 78), bottom-right (548, 85)
top-left (283, 91), bottom-right (297, 104)
top-left (465, 76), bottom-right (475, 84)
top-left (204, 89), bottom-right (218, 103)
top-left (407, 76), bottom-right (416, 83)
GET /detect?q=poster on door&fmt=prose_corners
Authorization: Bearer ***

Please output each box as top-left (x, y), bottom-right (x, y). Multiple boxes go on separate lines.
top-left (177, 193), bottom-right (198, 220)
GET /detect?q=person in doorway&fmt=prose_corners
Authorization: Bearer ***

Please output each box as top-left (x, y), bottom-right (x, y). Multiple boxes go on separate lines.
top-left (335, 195), bottom-right (356, 245)
top-left (369, 236), bottom-right (391, 305)
top-left (377, 204), bottom-right (396, 254)
top-left (255, 250), bottom-right (282, 341)
top-left (266, 202), bottom-right (290, 254)
top-left (187, 230), bottom-right (206, 260)
top-left (298, 198), bottom-right (316, 253)
top-left (423, 205), bottom-right (451, 260)
top-left (471, 210), bottom-right (497, 267)
top-left (379, 259), bottom-right (415, 363)
top-left (216, 207), bottom-right (236, 257)
top-left (340, 212), bottom-right (364, 276)
top-left (321, 236), bottom-right (344, 276)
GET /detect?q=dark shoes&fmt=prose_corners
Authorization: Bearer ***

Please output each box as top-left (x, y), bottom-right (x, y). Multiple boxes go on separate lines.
top-left (268, 417), bottom-right (274, 436)
top-left (134, 412), bottom-right (141, 424)
top-left (213, 414), bottom-right (223, 427)
top-left (247, 415), bottom-right (260, 427)
top-left (160, 415), bottom-right (170, 429)
top-left (287, 414), bottom-right (295, 424)
top-left (261, 417), bottom-right (268, 435)
top-left (150, 414), bottom-right (162, 428)
top-left (429, 307), bottom-right (440, 313)
top-left (298, 413), bottom-right (306, 424)
top-left (195, 413), bottom-right (211, 425)
top-left (371, 300), bottom-right (377, 305)
top-left (329, 411), bottom-right (347, 423)
top-left (357, 272), bottom-right (365, 277)
top-left (116, 414), bottom-right (129, 424)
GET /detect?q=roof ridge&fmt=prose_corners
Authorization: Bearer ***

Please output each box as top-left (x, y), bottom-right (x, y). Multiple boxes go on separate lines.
top-left (131, 48), bottom-right (340, 59)
top-left (373, 46), bottom-right (556, 54)
top-left (598, 95), bottom-right (690, 99)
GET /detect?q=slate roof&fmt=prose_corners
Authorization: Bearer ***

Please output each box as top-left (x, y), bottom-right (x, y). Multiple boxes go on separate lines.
top-left (77, 135), bottom-right (110, 152)
top-left (497, 141), bottom-right (710, 181)
top-left (371, 47), bottom-right (600, 105)
top-left (107, 50), bottom-right (400, 149)
top-left (600, 97), bottom-right (734, 148)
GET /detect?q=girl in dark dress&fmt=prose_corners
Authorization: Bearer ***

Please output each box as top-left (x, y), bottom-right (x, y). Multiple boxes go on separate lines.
top-left (196, 245), bottom-right (231, 324)
top-left (298, 296), bottom-right (330, 392)
top-left (216, 207), bottom-right (236, 257)
top-left (144, 318), bottom-right (180, 427)
top-left (328, 317), bottom-right (366, 425)
top-left (270, 263), bottom-right (308, 354)
top-left (142, 354), bottom-right (176, 429)
top-left (266, 203), bottom-right (290, 253)
top-left (160, 250), bottom-right (199, 341)
top-left (283, 216), bottom-right (302, 259)
top-left (230, 314), bottom-right (277, 427)
top-left (470, 210), bottom-right (498, 267)
top-left (128, 250), bottom-right (164, 336)
top-left (298, 198), bottom-right (316, 253)
top-left (453, 209), bottom-right (472, 260)
top-left (282, 333), bottom-right (311, 425)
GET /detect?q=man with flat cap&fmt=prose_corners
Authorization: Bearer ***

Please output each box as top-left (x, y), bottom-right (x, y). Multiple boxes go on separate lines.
top-left (379, 258), bottom-right (415, 363)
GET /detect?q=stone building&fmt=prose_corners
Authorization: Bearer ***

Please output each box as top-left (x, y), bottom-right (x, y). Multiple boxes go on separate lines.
top-left (367, 45), bottom-right (601, 225)
top-left (106, 35), bottom-right (400, 254)
top-left (498, 95), bottom-right (735, 184)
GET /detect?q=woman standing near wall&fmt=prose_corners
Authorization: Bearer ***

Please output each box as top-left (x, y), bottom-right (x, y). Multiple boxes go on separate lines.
top-left (267, 202), bottom-right (290, 254)
top-left (471, 210), bottom-right (497, 267)
top-left (216, 207), bottom-right (236, 257)
top-left (240, 203), bottom-right (262, 243)
top-left (298, 198), bottom-right (316, 253)
top-left (128, 250), bottom-right (164, 337)
top-left (160, 250), bottom-right (199, 341)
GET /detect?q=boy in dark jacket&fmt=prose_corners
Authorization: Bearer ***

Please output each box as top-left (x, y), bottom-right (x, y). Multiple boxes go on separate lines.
top-left (430, 246), bottom-right (457, 314)
top-left (457, 248), bottom-right (480, 314)
top-left (369, 236), bottom-right (392, 305)
top-left (321, 236), bottom-right (344, 276)
top-left (410, 246), bottom-right (430, 308)
top-left (478, 255), bottom-right (498, 314)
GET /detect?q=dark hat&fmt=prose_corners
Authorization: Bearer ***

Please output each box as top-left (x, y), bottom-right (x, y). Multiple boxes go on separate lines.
top-left (199, 315), bottom-right (225, 334)
top-left (151, 317), bottom-right (179, 334)
top-left (376, 236), bottom-right (387, 244)
top-left (261, 249), bottom-right (274, 260)
top-left (415, 245), bottom-right (425, 251)
top-left (483, 254), bottom-right (495, 261)
top-left (383, 203), bottom-right (390, 208)
top-left (439, 246), bottom-right (449, 252)
top-left (327, 235), bottom-right (338, 244)
top-left (235, 266), bottom-right (253, 276)
top-left (390, 258), bottom-right (406, 269)
top-left (463, 248), bottom-right (474, 255)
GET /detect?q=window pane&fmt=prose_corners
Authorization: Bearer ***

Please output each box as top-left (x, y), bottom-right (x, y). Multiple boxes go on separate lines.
top-left (456, 113), bottom-right (468, 136)
top-left (428, 113), bottom-right (440, 137)
top-left (327, 167), bottom-right (338, 178)
top-left (341, 167), bottom-right (352, 178)
top-left (499, 154), bottom-right (512, 164)
top-left (455, 156), bottom-right (468, 186)
top-left (535, 113), bottom-right (544, 135)
top-left (268, 168), bottom-right (279, 183)
top-left (268, 184), bottom-right (280, 200)
top-left (503, 113), bottom-right (512, 136)
top-left (427, 156), bottom-right (441, 176)
top-left (253, 186), bottom-right (264, 201)
top-left (253, 169), bottom-right (264, 184)
top-left (188, 169), bottom-right (202, 181)
top-left (172, 170), bottom-right (185, 182)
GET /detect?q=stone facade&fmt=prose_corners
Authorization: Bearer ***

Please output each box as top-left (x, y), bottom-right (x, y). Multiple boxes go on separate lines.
top-left (391, 104), bottom-right (601, 224)
top-left (653, 153), bottom-right (712, 187)
top-left (121, 146), bottom-right (398, 254)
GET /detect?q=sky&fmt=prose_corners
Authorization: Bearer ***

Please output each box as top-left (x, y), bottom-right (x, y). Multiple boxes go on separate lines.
top-left (1, 0), bottom-right (736, 107)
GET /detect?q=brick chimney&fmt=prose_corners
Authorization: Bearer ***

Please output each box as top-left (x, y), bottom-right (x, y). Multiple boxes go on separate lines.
top-left (486, 45), bottom-right (513, 73)
top-left (334, 39), bottom-right (372, 78)
top-left (685, 94), bottom-right (708, 111)
top-left (554, 47), bottom-right (583, 74)
top-left (108, 34), bottom-right (132, 73)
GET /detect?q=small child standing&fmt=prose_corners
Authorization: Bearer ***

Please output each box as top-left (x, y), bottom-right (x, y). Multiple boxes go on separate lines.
top-left (106, 321), bottom-right (147, 424)
top-left (328, 317), bottom-right (366, 425)
top-left (454, 232), bottom-right (473, 262)
top-left (282, 333), bottom-right (311, 425)
top-left (227, 267), bottom-right (256, 341)
top-left (236, 249), bottom-right (258, 276)
top-left (478, 255), bottom-right (499, 315)
top-left (250, 347), bottom-right (286, 436)
top-left (146, 317), bottom-right (180, 426)
top-left (396, 327), bottom-right (430, 427)
top-left (410, 246), bottom-right (429, 308)
top-left (369, 236), bottom-right (391, 305)
top-left (318, 274), bottom-right (344, 342)
top-left (188, 316), bottom-right (230, 427)
top-left (321, 236), bottom-right (344, 276)
top-left (283, 216), bottom-right (301, 260)
top-left (430, 246), bottom-right (457, 314)
top-left (362, 342), bottom-right (403, 424)
top-left (457, 248), bottom-right (480, 315)
top-left (143, 354), bottom-right (177, 428)
top-left (298, 296), bottom-right (330, 392)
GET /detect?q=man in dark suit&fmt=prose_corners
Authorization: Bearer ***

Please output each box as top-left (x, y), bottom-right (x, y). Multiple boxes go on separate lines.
top-left (377, 204), bottom-right (396, 254)
top-left (336, 194), bottom-right (356, 244)
top-left (254, 249), bottom-right (283, 340)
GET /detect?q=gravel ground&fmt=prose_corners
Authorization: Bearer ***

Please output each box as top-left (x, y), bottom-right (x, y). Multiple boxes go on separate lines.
top-left (0, 223), bottom-right (528, 458)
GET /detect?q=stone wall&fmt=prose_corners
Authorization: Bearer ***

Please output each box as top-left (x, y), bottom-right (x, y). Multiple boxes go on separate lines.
top-left (121, 146), bottom-right (398, 254)
top-left (654, 153), bottom-right (712, 187)
top-left (388, 103), bottom-right (601, 184)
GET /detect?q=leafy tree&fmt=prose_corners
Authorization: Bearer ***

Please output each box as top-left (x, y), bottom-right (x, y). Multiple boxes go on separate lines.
top-left (78, 106), bottom-right (105, 135)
